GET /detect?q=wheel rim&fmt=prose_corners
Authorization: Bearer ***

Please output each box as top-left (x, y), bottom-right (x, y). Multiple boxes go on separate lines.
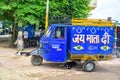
top-left (86, 63), bottom-right (94, 71)
top-left (34, 57), bottom-right (41, 63)
top-left (66, 65), bottom-right (71, 69)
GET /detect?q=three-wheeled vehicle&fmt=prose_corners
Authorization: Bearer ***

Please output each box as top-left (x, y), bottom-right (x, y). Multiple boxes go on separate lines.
top-left (30, 19), bottom-right (114, 72)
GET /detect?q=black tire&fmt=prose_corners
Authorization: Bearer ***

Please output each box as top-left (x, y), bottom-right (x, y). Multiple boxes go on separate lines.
top-left (31, 55), bottom-right (43, 66)
top-left (31, 40), bottom-right (37, 47)
top-left (64, 62), bottom-right (76, 69)
top-left (65, 64), bottom-right (72, 69)
top-left (82, 61), bottom-right (95, 72)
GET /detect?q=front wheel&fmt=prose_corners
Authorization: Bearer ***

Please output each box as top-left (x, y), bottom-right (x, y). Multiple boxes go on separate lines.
top-left (82, 61), bottom-right (95, 72)
top-left (31, 55), bottom-right (43, 66)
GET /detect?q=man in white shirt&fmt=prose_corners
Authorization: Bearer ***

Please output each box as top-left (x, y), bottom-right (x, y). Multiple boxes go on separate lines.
top-left (23, 29), bottom-right (28, 48)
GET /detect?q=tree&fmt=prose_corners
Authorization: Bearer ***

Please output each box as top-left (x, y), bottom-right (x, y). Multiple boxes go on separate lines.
top-left (0, 0), bottom-right (90, 26)
top-left (49, 0), bottom-right (90, 18)
top-left (0, 0), bottom-right (90, 47)
top-left (0, 0), bottom-right (18, 47)
top-left (14, 0), bottom-right (46, 26)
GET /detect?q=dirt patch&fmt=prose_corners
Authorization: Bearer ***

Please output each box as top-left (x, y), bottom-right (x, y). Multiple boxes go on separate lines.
top-left (0, 40), bottom-right (9, 48)
top-left (0, 47), bottom-right (120, 80)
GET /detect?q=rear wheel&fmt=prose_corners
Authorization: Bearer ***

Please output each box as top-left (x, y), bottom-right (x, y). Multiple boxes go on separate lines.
top-left (31, 40), bottom-right (37, 47)
top-left (64, 62), bottom-right (76, 69)
top-left (82, 60), bottom-right (95, 72)
top-left (31, 55), bottom-right (43, 66)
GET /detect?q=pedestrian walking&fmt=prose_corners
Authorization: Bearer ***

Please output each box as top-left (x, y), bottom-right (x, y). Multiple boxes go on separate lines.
top-left (23, 29), bottom-right (28, 48)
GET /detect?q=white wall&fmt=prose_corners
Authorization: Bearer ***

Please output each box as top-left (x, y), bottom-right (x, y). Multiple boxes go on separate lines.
top-left (89, 0), bottom-right (120, 21)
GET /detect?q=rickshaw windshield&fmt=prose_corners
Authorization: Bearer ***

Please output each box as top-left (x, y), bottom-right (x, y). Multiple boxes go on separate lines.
top-left (44, 26), bottom-right (52, 37)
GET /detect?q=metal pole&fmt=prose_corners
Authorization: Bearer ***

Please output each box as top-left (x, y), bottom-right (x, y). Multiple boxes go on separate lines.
top-left (45, 0), bottom-right (49, 31)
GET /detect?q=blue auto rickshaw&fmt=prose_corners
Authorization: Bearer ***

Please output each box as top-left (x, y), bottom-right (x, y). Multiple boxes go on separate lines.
top-left (30, 19), bottom-right (114, 72)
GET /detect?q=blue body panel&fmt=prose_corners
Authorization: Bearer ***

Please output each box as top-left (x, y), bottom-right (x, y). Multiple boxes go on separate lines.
top-left (38, 24), bottom-right (114, 62)
top-left (99, 27), bottom-right (114, 54)
top-left (22, 24), bottom-right (35, 39)
top-left (85, 26), bottom-right (101, 54)
top-left (26, 25), bottom-right (35, 39)
top-left (69, 26), bottom-right (86, 54)
top-left (49, 40), bottom-right (67, 62)
top-left (40, 24), bottom-right (68, 62)
top-left (69, 26), bottom-right (114, 55)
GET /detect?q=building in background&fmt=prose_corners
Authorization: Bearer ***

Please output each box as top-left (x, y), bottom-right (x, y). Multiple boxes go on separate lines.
top-left (89, 0), bottom-right (97, 11)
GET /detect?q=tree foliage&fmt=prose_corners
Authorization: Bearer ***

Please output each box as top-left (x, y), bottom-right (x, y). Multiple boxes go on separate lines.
top-left (49, 0), bottom-right (90, 18)
top-left (0, 0), bottom-right (90, 26)
top-left (0, 0), bottom-right (90, 47)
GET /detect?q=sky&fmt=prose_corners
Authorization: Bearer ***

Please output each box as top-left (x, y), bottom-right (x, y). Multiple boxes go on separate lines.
top-left (89, 0), bottom-right (120, 22)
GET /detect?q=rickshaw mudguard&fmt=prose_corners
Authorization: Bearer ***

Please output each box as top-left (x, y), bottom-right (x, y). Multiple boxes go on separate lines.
top-left (30, 48), bottom-right (41, 56)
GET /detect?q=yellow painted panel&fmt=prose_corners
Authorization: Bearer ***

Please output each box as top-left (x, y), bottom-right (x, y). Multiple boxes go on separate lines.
top-left (72, 19), bottom-right (113, 27)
